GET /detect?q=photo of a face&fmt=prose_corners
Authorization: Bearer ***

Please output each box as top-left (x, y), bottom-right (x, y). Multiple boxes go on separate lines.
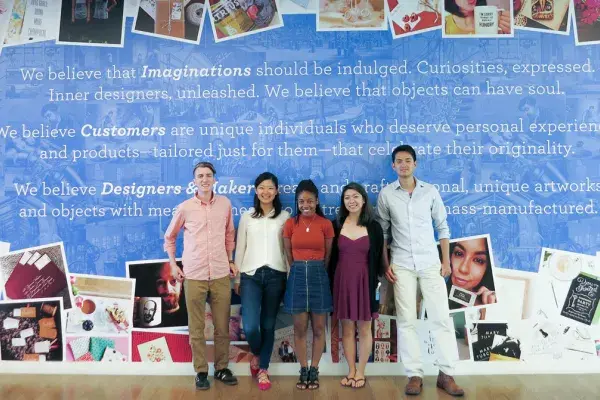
top-left (127, 260), bottom-right (188, 330)
top-left (155, 262), bottom-right (182, 314)
top-left (439, 235), bottom-right (497, 311)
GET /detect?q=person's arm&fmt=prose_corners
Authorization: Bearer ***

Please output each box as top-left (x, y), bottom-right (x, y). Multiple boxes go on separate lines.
top-left (72, 0), bottom-right (75, 22)
top-left (376, 193), bottom-right (395, 283)
top-left (225, 202), bottom-right (237, 277)
top-left (431, 189), bottom-right (451, 277)
top-left (164, 205), bottom-right (185, 281)
top-left (323, 220), bottom-right (334, 267)
top-left (233, 213), bottom-right (248, 294)
top-left (108, 0), bottom-right (117, 11)
top-left (283, 238), bottom-right (293, 268)
top-left (86, 0), bottom-right (91, 22)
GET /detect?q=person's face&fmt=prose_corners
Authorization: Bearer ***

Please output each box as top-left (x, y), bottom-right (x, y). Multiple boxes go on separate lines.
top-left (455, 0), bottom-right (477, 13)
top-left (392, 152), bottom-right (417, 179)
top-left (256, 179), bottom-right (278, 207)
top-left (298, 191), bottom-right (318, 217)
top-left (450, 238), bottom-right (489, 290)
top-left (156, 263), bottom-right (182, 312)
top-left (343, 188), bottom-right (364, 215)
top-left (194, 167), bottom-right (215, 195)
top-left (143, 300), bottom-right (157, 323)
top-left (43, 110), bottom-right (59, 124)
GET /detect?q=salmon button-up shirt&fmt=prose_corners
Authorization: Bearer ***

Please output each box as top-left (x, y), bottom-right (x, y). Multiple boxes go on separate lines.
top-left (164, 193), bottom-right (235, 281)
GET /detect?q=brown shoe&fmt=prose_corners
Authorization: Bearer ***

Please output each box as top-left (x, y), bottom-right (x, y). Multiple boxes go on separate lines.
top-left (405, 376), bottom-right (423, 396)
top-left (437, 371), bottom-right (464, 397)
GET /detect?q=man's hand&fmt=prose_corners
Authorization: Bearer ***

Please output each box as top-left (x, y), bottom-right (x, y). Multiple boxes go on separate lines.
top-left (171, 262), bottom-right (185, 281)
top-left (229, 262), bottom-right (239, 278)
top-left (476, 286), bottom-right (497, 304)
top-left (234, 283), bottom-right (241, 296)
top-left (385, 266), bottom-right (397, 283)
top-left (440, 261), bottom-right (451, 278)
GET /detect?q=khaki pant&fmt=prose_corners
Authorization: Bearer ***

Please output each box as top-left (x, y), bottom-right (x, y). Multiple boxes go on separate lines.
top-left (185, 277), bottom-right (231, 373)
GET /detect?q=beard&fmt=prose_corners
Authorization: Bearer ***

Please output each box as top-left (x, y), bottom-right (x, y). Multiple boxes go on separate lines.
top-left (161, 294), bottom-right (180, 313)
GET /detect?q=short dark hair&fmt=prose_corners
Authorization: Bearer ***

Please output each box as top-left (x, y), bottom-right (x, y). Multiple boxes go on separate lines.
top-left (337, 182), bottom-right (374, 227)
top-left (41, 104), bottom-right (58, 116)
top-left (193, 161), bottom-right (216, 176)
top-left (518, 96), bottom-right (536, 112)
top-left (252, 172), bottom-right (282, 219)
top-left (445, 0), bottom-right (486, 17)
top-left (391, 145), bottom-right (417, 163)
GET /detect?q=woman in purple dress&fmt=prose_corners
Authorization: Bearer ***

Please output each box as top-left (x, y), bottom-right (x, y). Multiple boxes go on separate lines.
top-left (329, 182), bottom-right (385, 389)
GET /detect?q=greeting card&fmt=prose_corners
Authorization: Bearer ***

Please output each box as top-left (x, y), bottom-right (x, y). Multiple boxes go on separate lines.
top-left (101, 347), bottom-right (127, 362)
top-left (137, 337), bottom-right (173, 362)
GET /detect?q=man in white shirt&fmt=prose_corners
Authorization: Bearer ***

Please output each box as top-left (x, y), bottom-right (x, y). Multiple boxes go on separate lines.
top-left (377, 145), bottom-right (464, 397)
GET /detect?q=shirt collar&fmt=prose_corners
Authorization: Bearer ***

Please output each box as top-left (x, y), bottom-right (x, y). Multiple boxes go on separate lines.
top-left (194, 191), bottom-right (216, 205)
top-left (395, 177), bottom-right (422, 192)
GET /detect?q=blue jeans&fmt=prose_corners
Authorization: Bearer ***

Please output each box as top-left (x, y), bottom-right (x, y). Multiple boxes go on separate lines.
top-left (241, 266), bottom-right (287, 370)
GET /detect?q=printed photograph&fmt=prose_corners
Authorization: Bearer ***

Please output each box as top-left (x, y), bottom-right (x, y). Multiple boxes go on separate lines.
top-left (132, 331), bottom-right (192, 362)
top-left (438, 234), bottom-right (498, 312)
top-left (532, 248), bottom-right (600, 327)
top-left (133, 0), bottom-right (207, 44)
top-left (207, 0), bottom-right (283, 42)
top-left (525, 317), bottom-right (596, 362)
top-left (0, 0), bottom-right (15, 48)
top-left (484, 268), bottom-right (536, 321)
top-left (574, 0), bottom-right (600, 45)
top-left (3, 0), bottom-right (61, 46)
top-left (0, 243), bottom-right (72, 309)
top-left (468, 320), bottom-right (519, 361)
top-left (386, 0), bottom-right (442, 37)
top-left (66, 335), bottom-right (129, 362)
top-left (318, 0), bottom-right (387, 30)
top-left (513, 0), bottom-right (570, 34)
top-left (442, 0), bottom-right (513, 37)
top-left (0, 298), bottom-right (64, 362)
top-left (57, 0), bottom-right (125, 46)
top-left (65, 274), bottom-right (134, 336)
top-left (126, 260), bottom-right (188, 330)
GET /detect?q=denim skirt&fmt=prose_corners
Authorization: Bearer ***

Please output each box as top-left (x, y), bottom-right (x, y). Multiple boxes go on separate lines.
top-left (283, 260), bottom-right (333, 314)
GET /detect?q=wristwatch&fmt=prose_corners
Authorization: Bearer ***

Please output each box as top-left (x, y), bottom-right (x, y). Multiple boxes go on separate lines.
top-left (229, 260), bottom-right (235, 264)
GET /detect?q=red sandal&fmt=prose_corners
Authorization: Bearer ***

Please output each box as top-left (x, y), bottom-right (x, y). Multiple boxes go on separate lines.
top-left (250, 355), bottom-right (260, 378)
top-left (257, 369), bottom-right (271, 391)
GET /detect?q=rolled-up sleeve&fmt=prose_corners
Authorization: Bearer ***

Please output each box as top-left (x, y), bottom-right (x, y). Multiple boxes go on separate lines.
top-left (431, 189), bottom-right (450, 240)
top-left (376, 192), bottom-right (391, 242)
top-left (164, 206), bottom-right (185, 254)
top-left (225, 203), bottom-right (236, 253)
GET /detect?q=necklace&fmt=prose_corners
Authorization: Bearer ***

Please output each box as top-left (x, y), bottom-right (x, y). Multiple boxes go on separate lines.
top-left (302, 215), bottom-right (316, 232)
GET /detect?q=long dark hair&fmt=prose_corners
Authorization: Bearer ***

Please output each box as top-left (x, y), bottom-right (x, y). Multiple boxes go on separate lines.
top-left (337, 182), bottom-right (374, 227)
top-left (251, 172), bottom-right (282, 219)
top-left (294, 179), bottom-right (324, 224)
top-left (445, 0), bottom-right (487, 17)
top-left (445, 239), bottom-right (495, 309)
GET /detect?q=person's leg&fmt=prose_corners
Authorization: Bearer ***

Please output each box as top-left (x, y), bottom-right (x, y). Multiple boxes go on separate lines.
top-left (308, 312), bottom-right (327, 389)
top-left (240, 271), bottom-right (263, 376)
top-left (340, 319), bottom-right (357, 386)
top-left (258, 269), bottom-right (287, 370)
top-left (293, 312), bottom-right (310, 390)
top-left (392, 265), bottom-right (423, 395)
top-left (354, 320), bottom-right (372, 388)
top-left (184, 279), bottom-right (210, 389)
top-left (418, 266), bottom-right (464, 396)
top-left (208, 276), bottom-right (237, 385)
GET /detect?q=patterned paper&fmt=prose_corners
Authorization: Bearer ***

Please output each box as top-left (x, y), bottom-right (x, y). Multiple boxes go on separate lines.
top-left (90, 337), bottom-right (115, 361)
top-left (76, 352), bottom-right (95, 362)
top-left (101, 347), bottom-right (127, 362)
top-left (69, 337), bottom-right (90, 360)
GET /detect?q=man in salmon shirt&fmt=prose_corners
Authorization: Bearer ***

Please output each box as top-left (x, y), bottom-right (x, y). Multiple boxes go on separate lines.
top-left (164, 161), bottom-right (239, 390)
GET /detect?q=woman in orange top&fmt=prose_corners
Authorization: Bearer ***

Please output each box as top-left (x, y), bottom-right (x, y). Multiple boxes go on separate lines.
top-left (283, 179), bottom-right (334, 390)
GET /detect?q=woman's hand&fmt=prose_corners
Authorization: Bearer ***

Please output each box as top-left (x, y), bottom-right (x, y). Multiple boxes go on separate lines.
top-left (498, 11), bottom-right (511, 34)
top-left (234, 283), bottom-right (241, 296)
top-left (476, 286), bottom-right (497, 304)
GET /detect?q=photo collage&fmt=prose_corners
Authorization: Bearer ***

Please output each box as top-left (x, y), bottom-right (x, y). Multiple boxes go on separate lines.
top-left (0, 0), bottom-right (597, 48)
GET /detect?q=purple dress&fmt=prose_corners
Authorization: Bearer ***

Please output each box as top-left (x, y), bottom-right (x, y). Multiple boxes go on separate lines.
top-left (333, 235), bottom-right (376, 322)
